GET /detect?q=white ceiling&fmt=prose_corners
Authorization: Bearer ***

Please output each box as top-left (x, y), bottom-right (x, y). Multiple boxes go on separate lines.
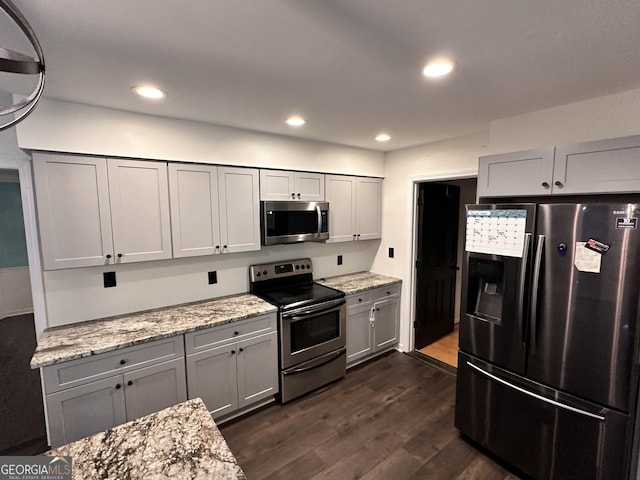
top-left (4, 0), bottom-right (640, 151)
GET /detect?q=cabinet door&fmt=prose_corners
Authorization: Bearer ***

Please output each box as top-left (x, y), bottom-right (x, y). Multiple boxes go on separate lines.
top-left (295, 172), bottom-right (325, 201)
top-left (477, 149), bottom-right (555, 198)
top-left (46, 375), bottom-right (126, 447)
top-left (356, 177), bottom-right (382, 240)
top-left (259, 169), bottom-right (295, 201)
top-left (168, 163), bottom-right (221, 257)
top-left (346, 303), bottom-right (374, 366)
top-left (236, 332), bottom-right (278, 408)
top-left (553, 135), bottom-right (640, 195)
top-left (107, 159), bottom-right (172, 262)
top-left (373, 298), bottom-right (399, 351)
top-left (325, 175), bottom-right (356, 242)
top-left (218, 166), bottom-right (261, 253)
top-left (32, 153), bottom-right (114, 269)
top-left (186, 343), bottom-right (238, 418)
top-left (123, 358), bottom-right (187, 421)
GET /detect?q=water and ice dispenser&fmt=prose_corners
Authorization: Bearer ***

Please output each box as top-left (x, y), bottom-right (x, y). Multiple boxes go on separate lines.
top-left (466, 258), bottom-right (504, 323)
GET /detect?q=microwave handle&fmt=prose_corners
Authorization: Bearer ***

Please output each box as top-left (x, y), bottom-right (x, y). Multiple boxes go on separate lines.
top-left (316, 204), bottom-right (322, 234)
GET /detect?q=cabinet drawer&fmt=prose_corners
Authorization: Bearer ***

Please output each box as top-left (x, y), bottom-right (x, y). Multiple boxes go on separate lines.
top-left (185, 314), bottom-right (277, 354)
top-left (374, 284), bottom-right (400, 300)
top-left (43, 336), bottom-right (184, 394)
top-left (346, 292), bottom-right (373, 308)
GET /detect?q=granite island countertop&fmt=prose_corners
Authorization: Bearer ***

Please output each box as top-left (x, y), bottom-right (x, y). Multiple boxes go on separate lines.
top-left (31, 293), bottom-right (277, 369)
top-left (46, 397), bottom-right (246, 480)
top-left (316, 271), bottom-right (401, 295)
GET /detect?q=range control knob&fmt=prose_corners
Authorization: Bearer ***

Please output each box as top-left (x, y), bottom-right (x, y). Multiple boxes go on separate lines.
top-left (256, 272), bottom-right (261, 277)
top-left (295, 265), bottom-right (300, 269)
top-left (300, 265), bottom-right (305, 269)
top-left (306, 264), bottom-right (311, 269)
top-left (263, 270), bottom-right (267, 275)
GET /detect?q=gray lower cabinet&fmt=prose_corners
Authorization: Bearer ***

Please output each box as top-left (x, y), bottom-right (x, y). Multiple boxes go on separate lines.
top-left (42, 336), bottom-right (186, 447)
top-left (185, 314), bottom-right (278, 420)
top-left (346, 284), bottom-right (401, 367)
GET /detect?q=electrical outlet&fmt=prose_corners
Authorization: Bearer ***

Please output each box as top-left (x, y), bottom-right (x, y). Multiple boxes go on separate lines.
top-left (208, 271), bottom-right (217, 284)
top-left (388, 247), bottom-right (394, 258)
top-left (337, 255), bottom-right (343, 265)
top-left (103, 271), bottom-right (116, 288)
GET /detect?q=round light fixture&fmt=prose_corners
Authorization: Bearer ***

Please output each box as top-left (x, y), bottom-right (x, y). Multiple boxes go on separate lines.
top-left (132, 85), bottom-right (167, 99)
top-left (375, 133), bottom-right (391, 142)
top-left (422, 60), bottom-right (454, 78)
top-left (286, 116), bottom-right (306, 127)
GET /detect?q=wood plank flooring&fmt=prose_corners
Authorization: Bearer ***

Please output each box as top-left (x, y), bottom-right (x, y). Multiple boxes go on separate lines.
top-left (220, 351), bottom-right (522, 480)
top-left (418, 323), bottom-right (459, 368)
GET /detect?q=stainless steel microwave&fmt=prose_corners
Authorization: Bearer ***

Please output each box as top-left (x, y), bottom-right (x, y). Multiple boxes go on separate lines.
top-left (261, 201), bottom-right (329, 245)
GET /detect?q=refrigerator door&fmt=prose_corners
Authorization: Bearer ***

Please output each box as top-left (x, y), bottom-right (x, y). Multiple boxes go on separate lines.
top-left (456, 352), bottom-right (630, 480)
top-left (528, 203), bottom-right (640, 412)
top-left (459, 204), bottom-right (536, 374)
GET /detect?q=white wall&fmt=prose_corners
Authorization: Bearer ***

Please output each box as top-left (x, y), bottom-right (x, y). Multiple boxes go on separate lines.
top-left (371, 133), bottom-right (489, 351)
top-left (13, 99), bottom-right (386, 329)
top-left (16, 99), bottom-right (384, 177)
top-left (43, 240), bottom-right (379, 327)
top-left (490, 88), bottom-right (640, 152)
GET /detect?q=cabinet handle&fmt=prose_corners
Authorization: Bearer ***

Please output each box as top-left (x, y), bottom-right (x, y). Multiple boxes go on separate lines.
top-left (106, 254), bottom-right (112, 259)
top-left (119, 359), bottom-right (126, 365)
top-left (386, 291), bottom-right (391, 295)
top-left (231, 350), bottom-right (236, 355)
top-left (117, 253), bottom-right (123, 258)
top-left (541, 182), bottom-right (550, 188)
top-left (239, 348), bottom-right (244, 353)
top-left (353, 234), bottom-right (356, 240)
top-left (291, 193), bottom-right (296, 198)
top-left (297, 193), bottom-right (301, 199)
top-left (115, 383), bottom-right (122, 389)
top-left (554, 181), bottom-right (564, 188)
top-left (358, 298), bottom-right (362, 302)
top-left (376, 308), bottom-right (380, 311)
top-left (223, 245), bottom-right (228, 249)
top-left (234, 331), bottom-right (239, 336)
top-left (215, 245), bottom-right (220, 250)
top-left (127, 380), bottom-right (133, 386)
top-left (357, 234), bottom-right (361, 238)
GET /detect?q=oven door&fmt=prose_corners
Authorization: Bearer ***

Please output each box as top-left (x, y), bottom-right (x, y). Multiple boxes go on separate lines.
top-left (280, 297), bottom-right (346, 369)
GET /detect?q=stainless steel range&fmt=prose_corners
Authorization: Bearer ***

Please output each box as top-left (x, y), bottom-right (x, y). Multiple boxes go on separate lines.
top-left (249, 258), bottom-right (346, 403)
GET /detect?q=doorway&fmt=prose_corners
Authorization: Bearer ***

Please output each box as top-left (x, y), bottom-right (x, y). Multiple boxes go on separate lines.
top-left (413, 178), bottom-right (477, 368)
top-left (0, 168), bottom-right (47, 454)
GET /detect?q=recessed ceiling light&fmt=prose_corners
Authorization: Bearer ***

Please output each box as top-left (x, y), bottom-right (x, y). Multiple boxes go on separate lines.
top-left (375, 133), bottom-right (391, 142)
top-left (132, 85), bottom-right (167, 99)
top-left (286, 116), bottom-right (306, 127)
top-left (422, 60), bottom-right (454, 78)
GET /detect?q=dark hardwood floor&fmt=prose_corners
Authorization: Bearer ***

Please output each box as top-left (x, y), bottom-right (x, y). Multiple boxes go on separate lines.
top-left (221, 351), bottom-right (522, 480)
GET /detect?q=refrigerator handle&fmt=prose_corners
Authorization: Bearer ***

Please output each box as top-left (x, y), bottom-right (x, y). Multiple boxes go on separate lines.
top-left (530, 234), bottom-right (545, 352)
top-left (517, 233), bottom-right (532, 346)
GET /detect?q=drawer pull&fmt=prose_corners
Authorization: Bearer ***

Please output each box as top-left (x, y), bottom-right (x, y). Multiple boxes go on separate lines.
top-left (127, 380), bottom-right (133, 386)
top-left (115, 383), bottom-right (121, 390)
top-left (231, 350), bottom-right (236, 355)
top-left (239, 348), bottom-right (244, 353)
top-left (234, 331), bottom-right (239, 336)
top-left (119, 359), bottom-right (126, 365)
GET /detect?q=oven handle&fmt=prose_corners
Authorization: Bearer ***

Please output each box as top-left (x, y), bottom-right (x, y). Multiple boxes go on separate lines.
top-left (282, 297), bottom-right (346, 320)
top-left (282, 349), bottom-right (346, 376)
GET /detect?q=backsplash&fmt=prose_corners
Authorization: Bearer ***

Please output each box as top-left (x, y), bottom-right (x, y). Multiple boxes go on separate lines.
top-left (42, 240), bottom-right (380, 328)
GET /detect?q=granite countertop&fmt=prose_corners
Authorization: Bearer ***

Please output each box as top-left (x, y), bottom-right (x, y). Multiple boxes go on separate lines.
top-left (31, 293), bottom-right (277, 369)
top-left (317, 271), bottom-right (401, 295)
top-left (46, 398), bottom-right (245, 480)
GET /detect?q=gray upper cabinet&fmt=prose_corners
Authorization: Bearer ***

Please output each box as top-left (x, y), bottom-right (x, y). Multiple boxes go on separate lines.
top-left (259, 169), bottom-right (325, 201)
top-left (478, 135), bottom-right (640, 198)
top-left (33, 153), bottom-right (172, 269)
top-left (477, 149), bottom-right (555, 198)
top-left (552, 135), bottom-right (640, 195)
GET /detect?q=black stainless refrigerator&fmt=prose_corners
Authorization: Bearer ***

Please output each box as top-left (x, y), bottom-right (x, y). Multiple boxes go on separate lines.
top-left (455, 202), bottom-right (640, 480)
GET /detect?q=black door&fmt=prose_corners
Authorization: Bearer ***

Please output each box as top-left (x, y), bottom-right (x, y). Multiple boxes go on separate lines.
top-left (414, 183), bottom-right (459, 349)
